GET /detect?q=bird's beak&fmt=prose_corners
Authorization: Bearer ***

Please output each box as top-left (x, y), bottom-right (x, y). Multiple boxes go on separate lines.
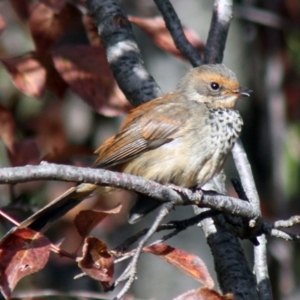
top-left (237, 87), bottom-right (252, 97)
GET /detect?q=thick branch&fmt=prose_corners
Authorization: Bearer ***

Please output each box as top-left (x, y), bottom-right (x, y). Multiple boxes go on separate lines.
top-left (0, 164), bottom-right (258, 219)
top-left (204, 0), bottom-right (233, 63)
top-left (153, 0), bottom-right (203, 67)
top-left (86, 0), bottom-right (162, 106)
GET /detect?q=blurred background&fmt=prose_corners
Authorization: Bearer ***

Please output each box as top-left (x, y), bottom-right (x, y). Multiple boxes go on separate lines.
top-left (0, 0), bottom-right (300, 299)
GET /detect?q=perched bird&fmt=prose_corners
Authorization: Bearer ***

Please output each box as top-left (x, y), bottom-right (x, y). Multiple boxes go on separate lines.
top-left (19, 64), bottom-right (250, 230)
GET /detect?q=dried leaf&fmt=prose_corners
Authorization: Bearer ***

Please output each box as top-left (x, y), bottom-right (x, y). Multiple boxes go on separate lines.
top-left (82, 15), bottom-right (102, 47)
top-left (174, 287), bottom-right (234, 300)
top-left (10, 0), bottom-right (31, 21)
top-left (29, 3), bottom-right (80, 52)
top-left (0, 53), bottom-right (67, 98)
top-left (1, 54), bottom-right (47, 98)
top-left (40, 0), bottom-right (67, 13)
top-left (77, 237), bottom-right (114, 284)
top-left (52, 45), bottom-right (131, 116)
top-left (9, 139), bottom-right (40, 167)
top-left (144, 243), bottom-right (214, 288)
top-left (0, 104), bottom-right (16, 153)
top-left (0, 15), bottom-right (6, 34)
top-left (0, 228), bottom-right (51, 299)
top-left (75, 205), bottom-right (122, 238)
top-left (129, 16), bottom-right (204, 59)
top-left (41, 145), bottom-right (94, 164)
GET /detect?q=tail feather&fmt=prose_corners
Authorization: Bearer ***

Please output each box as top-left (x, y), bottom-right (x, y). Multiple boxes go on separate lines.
top-left (19, 183), bottom-right (97, 231)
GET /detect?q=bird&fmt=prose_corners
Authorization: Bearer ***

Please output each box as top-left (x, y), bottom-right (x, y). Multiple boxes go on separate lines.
top-left (19, 64), bottom-right (250, 231)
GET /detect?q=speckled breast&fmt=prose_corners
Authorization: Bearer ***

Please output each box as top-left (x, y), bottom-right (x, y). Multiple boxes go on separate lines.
top-left (208, 108), bottom-right (243, 155)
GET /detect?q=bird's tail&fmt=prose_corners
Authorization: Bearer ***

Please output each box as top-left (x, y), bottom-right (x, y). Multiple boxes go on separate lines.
top-left (18, 183), bottom-right (98, 231)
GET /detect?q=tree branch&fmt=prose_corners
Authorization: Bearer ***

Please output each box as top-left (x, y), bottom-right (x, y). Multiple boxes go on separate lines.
top-left (153, 0), bottom-right (203, 67)
top-left (0, 164), bottom-right (258, 219)
top-left (86, 0), bottom-right (162, 106)
top-left (204, 0), bottom-right (233, 63)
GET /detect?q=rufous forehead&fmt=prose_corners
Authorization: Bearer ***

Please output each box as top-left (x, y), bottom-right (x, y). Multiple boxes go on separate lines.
top-left (195, 72), bottom-right (240, 89)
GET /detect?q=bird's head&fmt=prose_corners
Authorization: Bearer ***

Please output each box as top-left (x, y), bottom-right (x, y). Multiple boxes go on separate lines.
top-left (177, 64), bottom-right (251, 108)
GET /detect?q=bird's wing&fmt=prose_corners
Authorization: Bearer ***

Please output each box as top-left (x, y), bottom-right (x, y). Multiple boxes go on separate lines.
top-left (94, 95), bottom-right (189, 168)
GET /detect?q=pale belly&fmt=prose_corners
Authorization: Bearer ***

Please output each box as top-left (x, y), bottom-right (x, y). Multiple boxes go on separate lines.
top-left (123, 108), bottom-right (243, 189)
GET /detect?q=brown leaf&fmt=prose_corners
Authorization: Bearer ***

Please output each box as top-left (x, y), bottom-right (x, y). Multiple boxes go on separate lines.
top-left (144, 243), bottom-right (214, 288)
top-left (1, 53), bottom-right (47, 98)
top-left (41, 145), bottom-right (94, 164)
top-left (0, 228), bottom-right (51, 299)
top-left (77, 237), bottom-right (114, 284)
top-left (0, 15), bottom-right (6, 34)
top-left (9, 139), bottom-right (40, 167)
top-left (40, 0), bottom-right (67, 13)
top-left (0, 104), bottom-right (16, 153)
top-left (75, 204), bottom-right (122, 238)
top-left (0, 53), bottom-right (67, 98)
top-left (52, 45), bottom-right (131, 116)
top-left (174, 287), bottom-right (234, 300)
top-left (129, 16), bottom-right (204, 60)
top-left (82, 15), bottom-right (102, 47)
top-left (29, 3), bottom-right (81, 53)
top-left (10, 0), bottom-right (31, 21)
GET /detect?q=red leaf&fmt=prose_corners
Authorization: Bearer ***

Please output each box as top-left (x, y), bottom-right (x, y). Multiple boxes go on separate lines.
top-left (10, 0), bottom-right (31, 21)
top-left (82, 15), bottom-right (102, 47)
top-left (40, 0), bottom-right (67, 13)
top-left (174, 287), bottom-right (234, 300)
top-left (0, 53), bottom-right (67, 98)
top-left (0, 104), bottom-right (16, 153)
top-left (0, 15), bottom-right (6, 34)
top-left (75, 205), bottom-right (122, 238)
top-left (0, 228), bottom-right (51, 299)
top-left (52, 45), bottom-right (131, 116)
top-left (29, 3), bottom-right (81, 52)
top-left (1, 54), bottom-right (47, 98)
top-left (9, 139), bottom-right (40, 167)
top-left (129, 16), bottom-right (204, 59)
top-left (144, 243), bottom-right (214, 288)
top-left (77, 237), bottom-right (114, 284)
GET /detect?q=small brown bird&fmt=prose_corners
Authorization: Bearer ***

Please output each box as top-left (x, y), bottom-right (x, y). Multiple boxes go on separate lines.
top-left (20, 64), bottom-right (250, 230)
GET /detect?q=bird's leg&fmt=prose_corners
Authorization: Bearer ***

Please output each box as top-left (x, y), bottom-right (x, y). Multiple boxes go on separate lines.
top-left (114, 202), bottom-right (174, 300)
top-left (167, 184), bottom-right (204, 206)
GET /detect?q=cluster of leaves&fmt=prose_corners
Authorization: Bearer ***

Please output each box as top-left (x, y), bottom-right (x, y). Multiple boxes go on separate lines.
top-left (0, 1), bottom-right (233, 300)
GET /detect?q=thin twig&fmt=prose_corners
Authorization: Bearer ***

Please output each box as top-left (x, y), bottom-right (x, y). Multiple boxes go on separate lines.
top-left (114, 202), bottom-right (174, 299)
top-left (204, 0), bottom-right (233, 63)
top-left (115, 210), bottom-right (221, 253)
top-left (274, 216), bottom-right (300, 228)
top-left (153, 0), bottom-right (203, 67)
top-left (254, 235), bottom-right (273, 300)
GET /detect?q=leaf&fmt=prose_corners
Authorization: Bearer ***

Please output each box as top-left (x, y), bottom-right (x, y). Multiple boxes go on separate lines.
top-left (52, 45), bottom-right (131, 116)
top-left (75, 205), bottom-right (122, 238)
top-left (77, 237), bottom-right (114, 284)
top-left (0, 53), bottom-right (67, 98)
top-left (10, 0), bottom-right (31, 21)
top-left (144, 243), bottom-right (214, 288)
top-left (0, 15), bottom-right (6, 34)
top-left (174, 288), bottom-right (234, 300)
top-left (82, 15), bottom-right (102, 47)
top-left (0, 228), bottom-right (51, 299)
top-left (0, 104), bottom-right (16, 153)
top-left (41, 145), bottom-right (94, 164)
top-left (129, 16), bottom-right (204, 59)
top-left (29, 3), bottom-right (80, 52)
top-left (9, 139), bottom-right (40, 167)
top-left (1, 53), bottom-right (47, 98)
top-left (40, 0), bottom-right (67, 13)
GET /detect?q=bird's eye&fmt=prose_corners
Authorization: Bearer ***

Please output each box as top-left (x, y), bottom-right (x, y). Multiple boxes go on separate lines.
top-left (210, 82), bottom-right (220, 90)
